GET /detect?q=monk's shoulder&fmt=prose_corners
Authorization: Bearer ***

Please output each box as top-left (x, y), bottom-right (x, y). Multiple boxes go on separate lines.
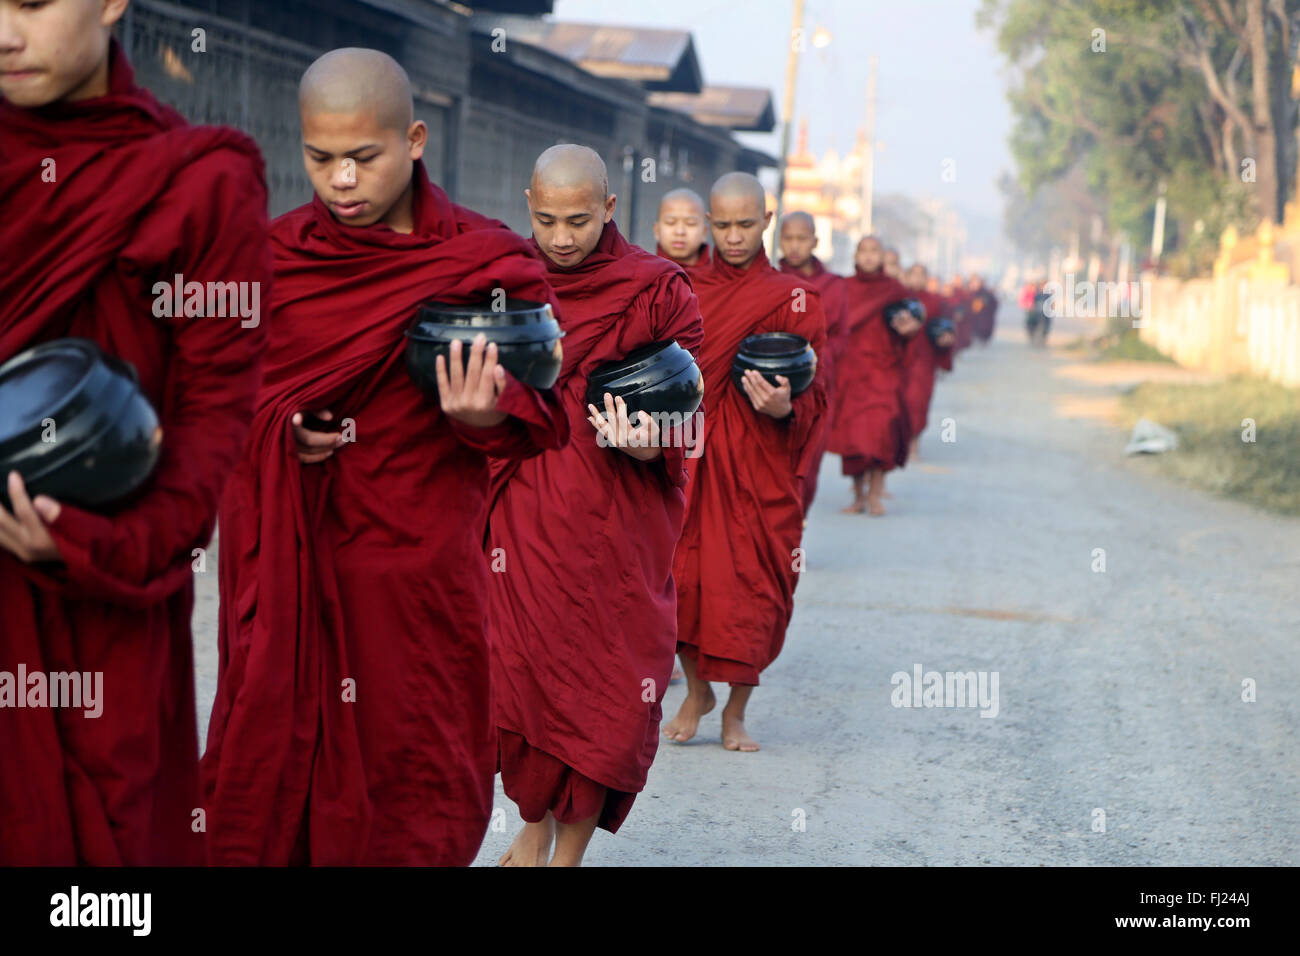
top-left (268, 202), bottom-right (317, 251)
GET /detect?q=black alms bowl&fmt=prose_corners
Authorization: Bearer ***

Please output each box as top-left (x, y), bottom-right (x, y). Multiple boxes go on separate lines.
top-left (926, 317), bottom-right (956, 346)
top-left (730, 332), bottom-right (817, 396)
top-left (405, 298), bottom-right (564, 394)
top-left (883, 298), bottom-right (927, 328)
top-left (584, 341), bottom-right (703, 421)
top-left (0, 338), bottom-right (162, 510)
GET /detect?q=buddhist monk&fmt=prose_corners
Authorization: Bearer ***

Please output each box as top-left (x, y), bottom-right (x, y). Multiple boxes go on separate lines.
top-left (0, 0), bottom-right (271, 864)
top-left (665, 172), bottom-right (828, 752)
top-left (778, 210), bottom-right (846, 512)
top-left (968, 273), bottom-right (998, 344)
top-left (947, 275), bottom-right (975, 350)
top-left (883, 247), bottom-right (903, 280)
top-left (653, 187), bottom-right (711, 276)
top-left (827, 237), bottom-right (919, 515)
top-left (901, 264), bottom-right (955, 461)
top-left (201, 48), bottom-right (568, 866)
top-left (487, 145), bottom-right (704, 867)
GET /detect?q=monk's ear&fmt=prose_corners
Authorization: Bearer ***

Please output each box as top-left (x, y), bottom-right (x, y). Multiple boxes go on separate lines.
top-left (102, 0), bottom-right (130, 28)
top-left (406, 120), bottom-right (428, 160)
top-left (763, 209), bottom-right (774, 229)
top-left (603, 193), bottom-right (617, 222)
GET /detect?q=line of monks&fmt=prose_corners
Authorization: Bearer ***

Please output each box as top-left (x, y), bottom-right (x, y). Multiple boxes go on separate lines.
top-left (0, 8), bottom-right (996, 868)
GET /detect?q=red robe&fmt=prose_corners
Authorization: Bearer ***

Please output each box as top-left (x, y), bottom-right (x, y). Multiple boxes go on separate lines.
top-left (0, 41), bottom-right (271, 865)
top-left (674, 250), bottom-right (828, 685)
top-left (201, 162), bottom-right (568, 866)
top-left (951, 289), bottom-right (975, 350)
top-left (488, 222), bottom-right (703, 833)
top-left (778, 255), bottom-right (847, 511)
top-left (971, 288), bottom-right (998, 342)
top-left (902, 290), bottom-right (954, 441)
top-left (828, 268), bottom-right (911, 476)
top-left (656, 241), bottom-right (712, 282)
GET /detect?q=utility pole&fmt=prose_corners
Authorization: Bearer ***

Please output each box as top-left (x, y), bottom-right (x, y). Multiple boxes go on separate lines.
top-left (860, 56), bottom-right (877, 238)
top-left (770, 0), bottom-right (806, 256)
top-left (1151, 180), bottom-right (1167, 263)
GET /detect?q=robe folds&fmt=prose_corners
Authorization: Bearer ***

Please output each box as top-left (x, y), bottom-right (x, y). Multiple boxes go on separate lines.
top-left (201, 161), bottom-right (568, 866)
top-left (827, 268), bottom-right (912, 476)
top-left (950, 289), bottom-right (975, 350)
top-left (778, 255), bottom-right (847, 511)
top-left (0, 40), bottom-right (271, 865)
top-left (674, 250), bottom-right (828, 686)
top-left (488, 222), bottom-right (703, 832)
top-left (902, 290), bottom-right (955, 441)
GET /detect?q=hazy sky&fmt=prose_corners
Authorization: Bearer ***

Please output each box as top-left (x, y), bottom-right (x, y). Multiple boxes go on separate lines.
top-left (554, 0), bottom-right (1014, 220)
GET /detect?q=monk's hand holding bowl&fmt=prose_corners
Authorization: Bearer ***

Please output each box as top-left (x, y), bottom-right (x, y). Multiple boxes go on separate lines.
top-left (0, 471), bottom-right (63, 564)
top-left (587, 392), bottom-right (663, 462)
top-left (291, 408), bottom-right (344, 464)
top-left (436, 335), bottom-right (508, 429)
top-left (741, 369), bottom-right (793, 420)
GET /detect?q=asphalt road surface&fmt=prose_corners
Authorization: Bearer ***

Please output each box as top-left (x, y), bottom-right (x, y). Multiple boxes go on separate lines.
top-left (193, 323), bottom-right (1300, 866)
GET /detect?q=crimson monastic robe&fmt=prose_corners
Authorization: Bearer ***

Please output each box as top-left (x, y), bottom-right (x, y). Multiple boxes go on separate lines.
top-left (201, 162), bottom-right (568, 865)
top-left (828, 268), bottom-right (912, 476)
top-left (970, 287), bottom-right (998, 343)
top-left (779, 255), bottom-right (847, 511)
top-left (488, 222), bottom-right (703, 832)
top-left (0, 41), bottom-right (271, 864)
top-left (902, 289), bottom-right (954, 442)
top-left (656, 241), bottom-right (712, 282)
top-left (674, 250), bottom-right (828, 685)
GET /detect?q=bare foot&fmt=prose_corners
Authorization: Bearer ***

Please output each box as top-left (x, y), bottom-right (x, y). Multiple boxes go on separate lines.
top-left (663, 685), bottom-right (716, 742)
top-left (670, 664), bottom-right (684, 684)
top-left (866, 495), bottom-right (887, 516)
top-left (721, 708), bottom-right (760, 752)
top-left (882, 490), bottom-right (894, 499)
top-left (840, 497), bottom-right (866, 514)
top-left (498, 818), bottom-right (554, 866)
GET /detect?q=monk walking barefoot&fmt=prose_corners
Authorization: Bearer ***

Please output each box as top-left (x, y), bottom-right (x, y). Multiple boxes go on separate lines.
top-left (901, 264), bottom-right (955, 461)
top-left (0, 0), bottom-right (271, 865)
top-left (498, 816), bottom-right (554, 867)
top-left (672, 173), bottom-right (829, 753)
top-left (826, 237), bottom-right (913, 517)
top-left (487, 145), bottom-right (704, 866)
top-left (202, 49), bottom-right (568, 866)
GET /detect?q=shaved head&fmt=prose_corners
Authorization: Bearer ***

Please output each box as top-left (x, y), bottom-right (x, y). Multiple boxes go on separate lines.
top-left (779, 210), bottom-right (817, 272)
top-left (526, 144), bottom-right (616, 267)
top-left (710, 172), bottom-right (767, 217)
top-left (854, 235), bottom-right (885, 274)
top-left (297, 48), bottom-right (427, 232)
top-left (531, 144), bottom-right (609, 200)
top-left (709, 172), bottom-right (771, 269)
top-left (660, 187), bottom-right (705, 216)
top-left (781, 211), bottom-right (815, 231)
top-left (299, 48), bottom-right (414, 132)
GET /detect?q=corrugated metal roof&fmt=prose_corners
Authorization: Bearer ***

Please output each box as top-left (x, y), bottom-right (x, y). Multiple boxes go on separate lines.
top-left (646, 85), bottom-right (775, 133)
top-left (472, 15), bottom-right (703, 92)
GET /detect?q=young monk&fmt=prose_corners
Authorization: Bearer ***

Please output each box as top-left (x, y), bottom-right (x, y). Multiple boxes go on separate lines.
top-left (201, 48), bottom-right (568, 866)
top-left (948, 275), bottom-right (975, 350)
top-left (777, 211), bottom-right (846, 513)
top-left (883, 247), bottom-right (904, 280)
top-left (486, 145), bottom-right (704, 867)
top-left (653, 187), bottom-right (711, 276)
top-left (666, 172), bottom-right (828, 752)
top-left (0, 0), bottom-right (271, 865)
top-left (901, 264), bottom-right (955, 461)
top-left (827, 236), bottom-right (918, 515)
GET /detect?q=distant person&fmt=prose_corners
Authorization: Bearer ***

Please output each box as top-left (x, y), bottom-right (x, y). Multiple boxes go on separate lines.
top-left (1026, 279), bottom-right (1052, 346)
top-left (901, 264), bottom-right (955, 461)
top-left (968, 274), bottom-right (998, 345)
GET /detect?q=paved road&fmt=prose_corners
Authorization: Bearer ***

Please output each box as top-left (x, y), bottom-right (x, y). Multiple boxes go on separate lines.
top-left (194, 324), bottom-right (1300, 866)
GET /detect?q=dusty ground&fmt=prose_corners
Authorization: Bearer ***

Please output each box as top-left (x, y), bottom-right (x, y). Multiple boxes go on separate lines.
top-left (192, 319), bottom-right (1300, 866)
